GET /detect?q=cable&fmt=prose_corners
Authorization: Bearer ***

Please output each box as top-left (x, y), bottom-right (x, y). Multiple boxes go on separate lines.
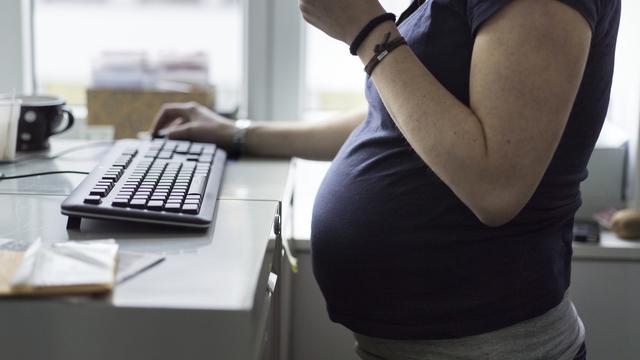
top-left (0, 171), bottom-right (89, 181)
top-left (1, 140), bottom-right (115, 165)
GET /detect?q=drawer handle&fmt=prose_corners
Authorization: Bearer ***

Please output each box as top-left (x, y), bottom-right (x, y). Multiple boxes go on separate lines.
top-left (267, 272), bottom-right (278, 295)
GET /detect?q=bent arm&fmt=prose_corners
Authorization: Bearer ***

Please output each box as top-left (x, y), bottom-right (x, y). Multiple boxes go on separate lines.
top-left (358, 0), bottom-right (592, 226)
top-left (245, 107), bottom-right (366, 161)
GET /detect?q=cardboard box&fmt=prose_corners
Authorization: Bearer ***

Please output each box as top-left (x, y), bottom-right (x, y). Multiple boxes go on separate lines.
top-left (87, 87), bottom-right (215, 139)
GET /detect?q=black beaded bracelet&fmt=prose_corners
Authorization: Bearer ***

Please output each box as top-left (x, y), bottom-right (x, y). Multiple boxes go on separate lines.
top-left (349, 12), bottom-right (397, 56)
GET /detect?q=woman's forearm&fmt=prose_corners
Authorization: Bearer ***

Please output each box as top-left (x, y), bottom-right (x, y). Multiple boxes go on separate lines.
top-left (244, 107), bottom-right (367, 161)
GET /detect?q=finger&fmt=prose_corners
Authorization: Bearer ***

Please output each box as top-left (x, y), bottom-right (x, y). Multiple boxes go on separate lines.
top-left (150, 108), bottom-right (185, 135)
top-left (157, 117), bottom-right (186, 137)
top-left (150, 103), bottom-right (196, 135)
top-left (166, 123), bottom-right (212, 143)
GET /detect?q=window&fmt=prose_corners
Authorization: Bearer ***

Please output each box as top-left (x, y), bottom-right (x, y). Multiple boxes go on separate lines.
top-left (33, 0), bottom-right (243, 113)
top-left (304, 1), bottom-right (412, 114)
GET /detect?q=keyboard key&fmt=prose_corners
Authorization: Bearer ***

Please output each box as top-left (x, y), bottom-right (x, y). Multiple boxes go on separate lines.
top-left (188, 176), bottom-right (207, 196)
top-left (84, 196), bottom-right (102, 205)
top-left (122, 148), bottom-right (138, 156)
top-left (129, 199), bottom-right (147, 208)
top-left (157, 151), bottom-right (173, 159)
top-left (175, 144), bottom-right (190, 154)
top-left (111, 198), bottom-right (129, 207)
top-left (189, 144), bottom-right (203, 154)
top-left (90, 188), bottom-right (108, 196)
top-left (202, 144), bottom-right (216, 154)
top-left (164, 202), bottom-right (182, 212)
top-left (96, 181), bottom-right (114, 190)
top-left (182, 203), bottom-right (199, 214)
top-left (147, 201), bottom-right (164, 210)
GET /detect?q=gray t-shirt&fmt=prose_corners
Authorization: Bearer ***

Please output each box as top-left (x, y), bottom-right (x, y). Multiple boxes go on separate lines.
top-left (355, 294), bottom-right (585, 360)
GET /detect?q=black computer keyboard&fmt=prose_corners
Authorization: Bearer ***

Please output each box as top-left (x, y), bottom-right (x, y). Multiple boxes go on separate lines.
top-left (61, 139), bottom-right (226, 228)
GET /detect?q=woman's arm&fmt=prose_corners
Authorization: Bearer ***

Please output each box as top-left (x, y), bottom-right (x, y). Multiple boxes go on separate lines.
top-left (150, 103), bottom-right (366, 161)
top-left (245, 107), bottom-right (366, 160)
top-left (301, 0), bottom-right (592, 226)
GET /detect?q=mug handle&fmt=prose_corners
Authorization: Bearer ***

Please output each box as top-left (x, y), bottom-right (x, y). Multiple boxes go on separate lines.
top-left (51, 108), bottom-right (75, 135)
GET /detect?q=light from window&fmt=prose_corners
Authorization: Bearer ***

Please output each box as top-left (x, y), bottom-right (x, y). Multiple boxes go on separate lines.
top-left (304, 0), bottom-right (412, 114)
top-left (34, 0), bottom-right (242, 113)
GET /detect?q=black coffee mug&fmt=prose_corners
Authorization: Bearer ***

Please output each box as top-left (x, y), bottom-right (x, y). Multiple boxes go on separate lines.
top-left (15, 95), bottom-right (74, 151)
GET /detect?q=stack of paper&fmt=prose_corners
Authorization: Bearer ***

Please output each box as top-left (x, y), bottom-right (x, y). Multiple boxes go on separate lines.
top-left (1, 239), bottom-right (118, 296)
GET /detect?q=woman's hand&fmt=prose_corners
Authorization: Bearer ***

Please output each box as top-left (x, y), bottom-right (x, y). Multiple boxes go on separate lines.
top-left (299, 0), bottom-right (386, 45)
top-left (150, 102), bottom-right (235, 150)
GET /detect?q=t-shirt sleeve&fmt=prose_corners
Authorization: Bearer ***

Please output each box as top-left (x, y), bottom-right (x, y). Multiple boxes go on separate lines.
top-left (467, 0), bottom-right (598, 36)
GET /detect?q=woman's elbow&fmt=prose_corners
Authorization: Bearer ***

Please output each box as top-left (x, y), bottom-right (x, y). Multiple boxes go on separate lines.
top-left (469, 187), bottom-right (530, 227)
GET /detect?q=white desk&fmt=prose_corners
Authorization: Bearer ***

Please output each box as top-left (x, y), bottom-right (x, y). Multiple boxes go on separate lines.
top-left (0, 140), bottom-right (292, 360)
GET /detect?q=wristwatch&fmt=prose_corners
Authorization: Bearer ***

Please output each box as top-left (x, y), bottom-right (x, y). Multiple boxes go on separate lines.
top-left (231, 119), bottom-right (252, 158)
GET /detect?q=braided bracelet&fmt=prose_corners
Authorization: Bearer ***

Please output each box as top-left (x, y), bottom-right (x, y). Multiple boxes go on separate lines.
top-left (350, 13), bottom-right (397, 56)
top-left (364, 32), bottom-right (407, 76)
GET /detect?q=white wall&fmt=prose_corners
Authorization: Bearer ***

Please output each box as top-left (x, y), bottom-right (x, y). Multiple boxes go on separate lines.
top-left (0, 0), bottom-right (33, 94)
top-left (608, 0), bottom-right (640, 207)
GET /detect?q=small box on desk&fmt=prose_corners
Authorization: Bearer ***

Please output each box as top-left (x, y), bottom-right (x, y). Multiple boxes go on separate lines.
top-left (86, 87), bottom-right (215, 139)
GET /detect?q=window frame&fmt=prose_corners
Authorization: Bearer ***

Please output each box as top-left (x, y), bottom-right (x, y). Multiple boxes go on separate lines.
top-left (244, 0), bottom-right (304, 121)
top-left (0, 0), bottom-right (34, 95)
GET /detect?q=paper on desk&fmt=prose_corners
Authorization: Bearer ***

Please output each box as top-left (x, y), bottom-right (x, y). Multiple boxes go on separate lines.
top-left (116, 251), bottom-right (165, 283)
top-left (11, 239), bottom-right (118, 288)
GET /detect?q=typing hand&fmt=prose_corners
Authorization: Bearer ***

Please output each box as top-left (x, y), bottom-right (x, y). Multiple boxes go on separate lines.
top-left (150, 102), bottom-right (235, 149)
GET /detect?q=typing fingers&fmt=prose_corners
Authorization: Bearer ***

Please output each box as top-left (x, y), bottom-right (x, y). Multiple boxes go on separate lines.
top-left (156, 117), bottom-right (186, 137)
top-left (150, 103), bottom-right (198, 136)
top-left (166, 123), bottom-right (213, 143)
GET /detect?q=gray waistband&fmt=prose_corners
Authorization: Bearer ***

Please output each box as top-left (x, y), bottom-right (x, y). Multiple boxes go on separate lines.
top-left (355, 294), bottom-right (585, 360)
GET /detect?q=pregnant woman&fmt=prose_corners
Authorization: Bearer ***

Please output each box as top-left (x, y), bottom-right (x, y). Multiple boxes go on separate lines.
top-left (152, 0), bottom-right (621, 358)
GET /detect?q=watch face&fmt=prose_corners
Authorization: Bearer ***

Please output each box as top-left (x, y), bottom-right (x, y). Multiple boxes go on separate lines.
top-left (231, 120), bottom-right (251, 157)
top-left (235, 119), bottom-right (252, 130)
